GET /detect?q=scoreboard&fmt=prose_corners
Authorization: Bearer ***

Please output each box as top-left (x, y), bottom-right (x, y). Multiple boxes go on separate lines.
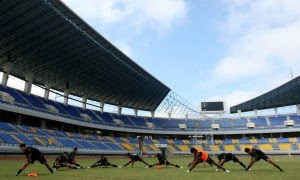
top-left (201, 101), bottom-right (224, 112)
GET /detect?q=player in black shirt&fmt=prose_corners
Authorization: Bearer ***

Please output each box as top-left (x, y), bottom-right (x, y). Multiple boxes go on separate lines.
top-left (53, 152), bottom-right (78, 170)
top-left (88, 155), bottom-right (120, 168)
top-left (123, 153), bottom-right (151, 168)
top-left (149, 153), bottom-right (182, 168)
top-left (16, 143), bottom-right (54, 176)
top-left (244, 148), bottom-right (284, 172)
top-left (67, 148), bottom-right (83, 169)
top-left (216, 152), bottom-right (246, 171)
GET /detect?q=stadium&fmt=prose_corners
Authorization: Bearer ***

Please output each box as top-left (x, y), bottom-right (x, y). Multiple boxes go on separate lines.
top-left (0, 0), bottom-right (300, 179)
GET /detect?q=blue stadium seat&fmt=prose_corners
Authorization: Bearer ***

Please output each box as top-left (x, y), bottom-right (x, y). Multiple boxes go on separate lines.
top-left (75, 107), bottom-right (102, 122)
top-left (163, 119), bottom-right (181, 129)
top-left (269, 116), bottom-right (286, 127)
top-left (0, 86), bottom-right (30, 105)
top-left (145, 118), bottom-right (165, 129)
top-left (185, 120), bottom-right (197, 129)
top-left (250, 117), bottom-right (268, 128)
top-left (94, 112), bottom-right (117, 125)
top-left (129, 117), bottom-right (147, 127)
top-left (0, 122), bottom-right (17, 131)
top-left (0, 133), bottom-right (19, 144)
top-left (90, 142), bottom-right (111, 150)
top-left (198, 120), bottom-right (213, 129)
top-left (290, 115), bottom-right (300, 126)
top-left (214, 120), bottom-right (232, 129)
top-left (111, 114), bottom-right (135, 127)
top-left (16, 91), bottom-right (46, 110)
top-left (257, 139), bottom-right (269, 144)
top-left (232, 119), bottom-right (247, 128)
top-left (105, 142), bottom-right (124, 151)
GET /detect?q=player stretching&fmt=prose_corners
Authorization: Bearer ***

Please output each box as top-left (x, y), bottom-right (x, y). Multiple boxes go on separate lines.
top-left (88, 155), bottom-right (120, 168)
top-left (67, 148), bottom-right (84, 169)
top-left (187, 147), bottom-right (230, 173)
top-left (216, 152), bottom-right (246, 171)
top-left (53, 152), bottom-right (78, 170)
top-left (123, 153), bottom-right (151, 168)
top-left (244, 148), bottom-right (284, 172)
top-left (16, 143), bottom-right (54, 176)
top-left (149, 153), bottom-right (182, 168)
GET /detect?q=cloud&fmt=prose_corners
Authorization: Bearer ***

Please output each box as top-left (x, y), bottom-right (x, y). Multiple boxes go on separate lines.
top-left (62, 0), bottom-right (187, 32)
top-left (216, 0), bottom-right (300, 81)
top-left (202, 0), bottom-right (300, 109)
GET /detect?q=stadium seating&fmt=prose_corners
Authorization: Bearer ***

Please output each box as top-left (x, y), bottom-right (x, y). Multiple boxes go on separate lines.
top-left (1, 85), bottom-right (299, 132)
top-left (250, 117), bottom-right (269, 128)
top-left (269, 116), bottom-right (286, 127)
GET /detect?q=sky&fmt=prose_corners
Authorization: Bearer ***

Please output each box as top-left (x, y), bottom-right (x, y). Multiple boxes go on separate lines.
top-left (59, 0), bottom-right (300, 112)
top-left (3, 0), bottom-right (300, 116)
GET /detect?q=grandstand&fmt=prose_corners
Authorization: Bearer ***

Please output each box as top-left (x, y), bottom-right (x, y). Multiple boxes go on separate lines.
top-left (0, 0), bottom-right (300, 159)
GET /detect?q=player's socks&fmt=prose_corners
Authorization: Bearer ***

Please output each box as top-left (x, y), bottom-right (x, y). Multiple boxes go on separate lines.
top-left (175, 165), bottom-right (180, 168)
top-left (274, 165), bottom-right (284, 172)
top-left (239, 162), bottom-right (246, 168)
top-left (48, 167), bottom-right (54, 174)
top-left (16, 169), bottom-right (22, 176)
top-left (112, 165), bottom-right (118, 167)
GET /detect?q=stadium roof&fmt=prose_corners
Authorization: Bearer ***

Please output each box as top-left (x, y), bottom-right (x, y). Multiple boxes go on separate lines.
top-left (0, 0), bottom-right (170, 111)
top-left (230, 76), bottom-right (300, 113)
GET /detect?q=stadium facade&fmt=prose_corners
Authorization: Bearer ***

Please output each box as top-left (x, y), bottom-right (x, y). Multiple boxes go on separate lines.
top-left (0, 0), bottom-right (300, 156)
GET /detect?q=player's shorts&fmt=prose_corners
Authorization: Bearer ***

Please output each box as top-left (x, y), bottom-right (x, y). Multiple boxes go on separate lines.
top-left (225, 154), bottom-right (238, 163)
top-left (32, 155), bottom-right (47, 164)
top-left (218, 154), bottom-right (238, 163)
top-left (198, 156), bottom-right (215, 165)
top-left (206, 157), bottom-right (215, 165)
top-left (217, 154), bottom-right (225, 161)
top-left (54, 163), bottom-right (67, 168)
top-left (256, 153), bottom-right (269, 161)
top-left (67, 159), bottom-right (75, 164)
top-left (97, 162), bottom-right (112, 166)
top-left (159, 161), bottom-right (170, 165)
top-left (133, 157), bottom-right (142, 162)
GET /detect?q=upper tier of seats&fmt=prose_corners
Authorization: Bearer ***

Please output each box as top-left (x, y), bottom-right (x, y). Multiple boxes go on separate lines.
top-left (0, 85), bottom-right (300, 131)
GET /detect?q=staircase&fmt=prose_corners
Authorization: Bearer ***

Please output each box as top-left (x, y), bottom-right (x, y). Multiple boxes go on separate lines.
top-left (34, 137), bottom-right (46, 146)
top-left (11, 135), bottom-right (23, 144)
top-left (48, 137), bottom-right (62, 146)
top-left (122, 143), bottom-right (135, 151)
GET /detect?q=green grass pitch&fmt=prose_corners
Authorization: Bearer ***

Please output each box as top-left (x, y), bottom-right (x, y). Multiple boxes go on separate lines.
top-left (0, 155), bottom-right (299, 180)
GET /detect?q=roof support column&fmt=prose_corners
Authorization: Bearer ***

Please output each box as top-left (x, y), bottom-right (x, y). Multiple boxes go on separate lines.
top-left (185, 113), bottom-right (188, 119)
top-left (24, 72), bottom-right (33, 94)
top-left (64, 89), bottom-right (69, 105)
top-left (151, 111), bottom-right (155, 118)
top-left (296, 104), bottom-right (300, 115)
top-left (254, 109), bottom-right (258, 118)
top-left (1, 62), bottom-right (13, 86)
top-left (274, 107), bottom-right (278, 117)
top-left (201, 113), bottom-right (206, 120)
top-left (118, 105), bottom-right (122, 115)
top-left (238, 110), bottom-right (242, 119)
top-left (44, 82), bottom-right (51, 99)
top-left (82, 96), bottom-right (87, 109)
top-left (168, 112), bottom-right (171, 119)
top-left (134, 109), bottom-right (138, 117)
top-left (100, 101), bottom-right (104, 113)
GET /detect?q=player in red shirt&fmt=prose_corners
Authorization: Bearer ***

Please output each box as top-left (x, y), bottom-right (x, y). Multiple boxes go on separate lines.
top-left (187, 147), bottom-right (230, 173)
